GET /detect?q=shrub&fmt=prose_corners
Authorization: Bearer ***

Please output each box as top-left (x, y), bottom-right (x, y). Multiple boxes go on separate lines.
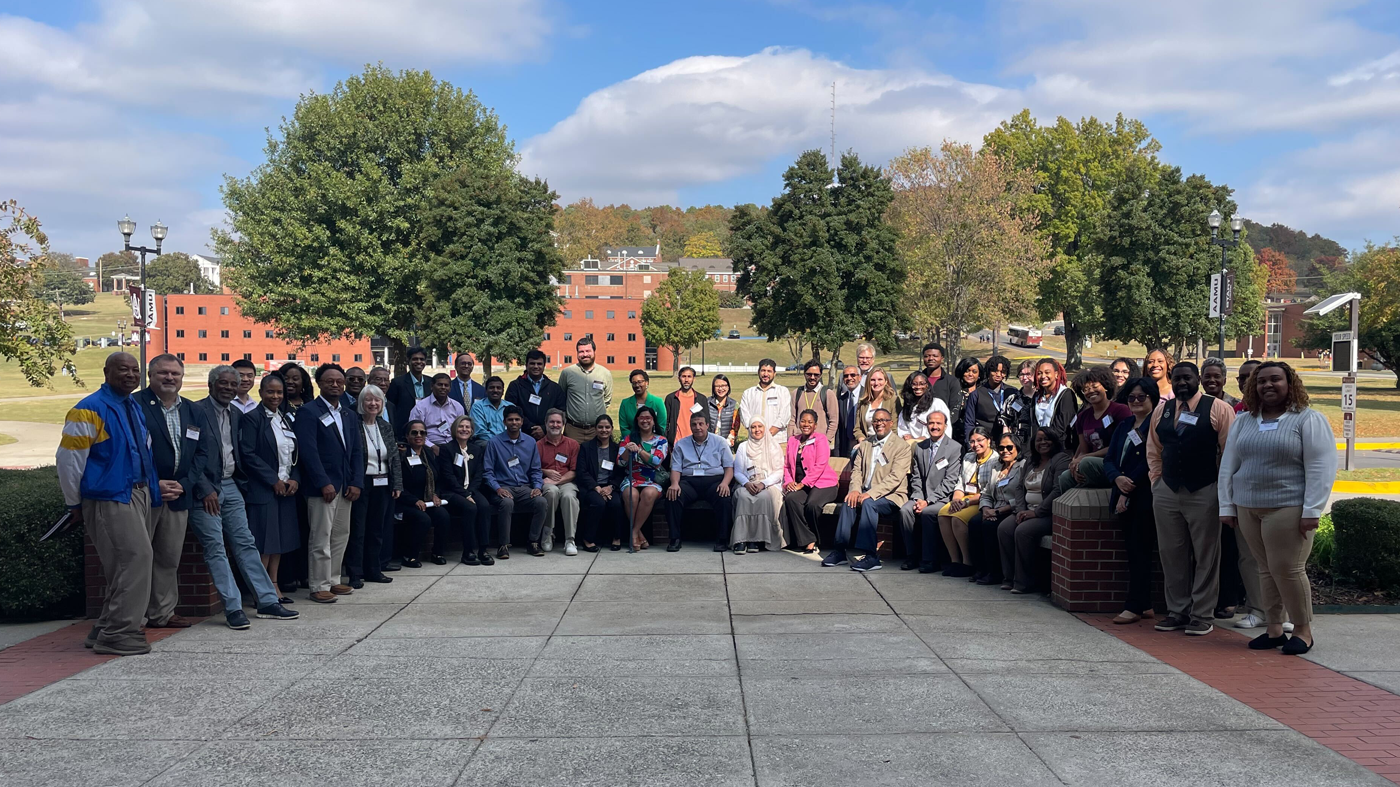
top-left (0, 467), bottom-right (84, 619)
top-left (1330, 497), bottom-right (1400, 592)
top-left (1308, 513), bottom-right (1334, 571)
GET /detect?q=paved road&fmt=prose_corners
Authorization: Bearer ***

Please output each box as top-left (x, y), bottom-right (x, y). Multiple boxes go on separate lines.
top-left (0, 421), bottom-right (60, 469)
top-left (0, 548), bottom-right (1386, 786)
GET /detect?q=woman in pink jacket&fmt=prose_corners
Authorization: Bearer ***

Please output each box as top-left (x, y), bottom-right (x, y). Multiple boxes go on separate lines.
top-left (780, 409), bottom-right (840, 553)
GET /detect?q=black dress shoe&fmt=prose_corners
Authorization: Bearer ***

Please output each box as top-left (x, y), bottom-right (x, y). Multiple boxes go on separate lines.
top-left (713, 542), bottom-right (727, 552)
top-left (1248, 632), bottom-right (1288, 650)
top-left (497, 546), bottom-right (510, 560)
top-left (383, 564), bottom-right (402, 572)
top-left (900, 559), bottom-right (918, 571)
top-left (478, 550), bottom-right (495, 566)
top-left (278, 596), bottom-right (295, 604)
top-left (667, 539), bottom-right (682, 552)
top-left (1281, 635), bottom-right (1313, 655)
top-left (431, 555), bottom-right (447, 565)
top-left (461, 552), bottom-right (480, 566)
top-left (365, 575), bottom-right (393, 583)
top-left (610, 542), bottom-right (622, 552)
top-left (349, 578), bottom-right (365, 589)
top-left (528, 542), bottom-right (545, 557)
top-left (918, 564), bottom-right (937, 574)
top-left (401, 557), bottom-right (423, 568)
top-left (581, 543), bottom-right (600, 553)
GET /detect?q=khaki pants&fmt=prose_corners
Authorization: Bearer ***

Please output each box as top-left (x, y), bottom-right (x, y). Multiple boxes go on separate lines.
top-left (87, 486), bottom-right (154, 647)
top-left (542, 481), bottom-right (579, 543)
top-left (307, 494), bottom-right (353, 592)
top-left (146, 504), bottom-right (188, 625)
top-left (1152, 481), bottom-right (1221, 621)
top-left (1236, 506), bottom-right (1312, 627)
top-left (564, 423), bottom-right (596, 443)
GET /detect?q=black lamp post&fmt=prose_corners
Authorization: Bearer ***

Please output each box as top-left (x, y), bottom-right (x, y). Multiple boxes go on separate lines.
top-left (117, 215), bottom-right (167, 373)
top-left (1207, 209), bottom-right (1242, 359)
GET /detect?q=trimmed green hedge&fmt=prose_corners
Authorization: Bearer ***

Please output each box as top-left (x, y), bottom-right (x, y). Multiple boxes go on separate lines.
top-left (0, 467), bottom-right (84, 620)
top-left (1331, 497), bottom-right (1400, 593)
top-left (1308, 513), bottom-right (1334, 571)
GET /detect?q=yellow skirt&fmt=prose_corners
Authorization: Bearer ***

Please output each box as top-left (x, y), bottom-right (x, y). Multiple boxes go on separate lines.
top-left (938, 499), bottom-right (980, 524)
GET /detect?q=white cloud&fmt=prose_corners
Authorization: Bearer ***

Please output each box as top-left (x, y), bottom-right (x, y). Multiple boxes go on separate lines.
top-left (1330, 49), bottom-right (1400, 86)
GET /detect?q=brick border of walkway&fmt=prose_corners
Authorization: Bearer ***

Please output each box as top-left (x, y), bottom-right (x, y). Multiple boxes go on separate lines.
top-left (0, 621), bottom-right (196, 705)
top-left (1082, 613), bottom-right (1400, 784)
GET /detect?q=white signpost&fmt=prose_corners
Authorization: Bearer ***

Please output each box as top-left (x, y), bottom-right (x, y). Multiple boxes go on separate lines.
top-left (1306, 292), bottom-right (1362, 470)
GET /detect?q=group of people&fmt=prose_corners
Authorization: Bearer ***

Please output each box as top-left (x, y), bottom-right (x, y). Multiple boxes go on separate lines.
top-left (63, 335), bottom-right (1336, 657)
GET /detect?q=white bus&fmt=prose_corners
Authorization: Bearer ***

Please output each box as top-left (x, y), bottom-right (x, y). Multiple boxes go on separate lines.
top-left (1007, 325), bottom-right (1043, 348)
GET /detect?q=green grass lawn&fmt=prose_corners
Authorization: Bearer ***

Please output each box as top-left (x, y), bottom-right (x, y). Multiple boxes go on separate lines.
top-left (1336, 468), bottom-right (1400, 483)
top-left (0, 433), bottom-right (16, 447)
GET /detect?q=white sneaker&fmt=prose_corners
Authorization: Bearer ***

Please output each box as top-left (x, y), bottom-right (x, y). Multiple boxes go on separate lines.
top-left (564, 539), bottom-right (578, 556)
top-left (1234, 614), bottom-right (1263, 629)
top-left (1282, 621), bottom-right (1295, 633)
top-left (541, 536), bottom-right (553, 552)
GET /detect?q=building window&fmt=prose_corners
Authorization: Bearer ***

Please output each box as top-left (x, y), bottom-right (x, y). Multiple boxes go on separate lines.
top-left (198, 329), bottom-right (207, 338)
top-left (606, 356), bottom-right (615, 364)
top-left (287, 353), bottom-right (297, 361)
top-left (221, 353), bottom-right (229, 361)
top-left (628, 333), bottom-right (636, 342)
top-left (643, 275), bottom-right (651, 283)
top-left (220, 307), bottom-right (229, 315)
top-left (628, 356), bottom-right (636, 364)
top-left (606, 333), bottom-right (615, 341)
top-left (243, 353), bottom-right (252, 361)
top-left (265, 330), bottom-right (274, 339)
top-left (198, 353), bottom-right (207, 361)
top-left (220, 330), bottom-right (229, 338)
top-left (310, 354), bottom-right (319, 362)
top-left (561, 274), bottom-right (572, 284)
top-left (1266, 311), bottom-right (1282, 357)
top-left (544, 332), bottom-right (550, 341)
top-left (564, 355), bottom-right (573, 364)
top-left (176, 352), bottom-right (185, 361)
top-left (563, 310), bottom-right (572, 319)
top-left (243, 330), bottom-right (252, 339)
top-left (331, 354), bottom-right (340, 362)
top-left (175, 329), bottom-right (185, 338)
top-left (197, 306), bottom-right (207, 315)
top-left (607, 310), bottom-right (615, 319)
top-left (628, 311), bottom-right (637, 319)
top-left (175, 306), bottom-right (184, 315)
top-left (354, 354), bottom-right (362, 362)
top-left (265, 353), bottom-right (274, 361)
top-left (585, 310), bottom-right (594, 319)
top-left (563, 333), bottom-right (572, 341)
top-left (584, 275), bottom-right (598, 286)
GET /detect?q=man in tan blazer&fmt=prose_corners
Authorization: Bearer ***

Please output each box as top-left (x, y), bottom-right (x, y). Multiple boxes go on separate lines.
top-left (823, 407), bottom-right (911, 572)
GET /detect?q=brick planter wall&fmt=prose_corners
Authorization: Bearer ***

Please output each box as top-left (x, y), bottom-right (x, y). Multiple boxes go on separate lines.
top-left (1050, 488), bottom-right (1164, 613)
top-left (85, 524), bottom-right (223, 619)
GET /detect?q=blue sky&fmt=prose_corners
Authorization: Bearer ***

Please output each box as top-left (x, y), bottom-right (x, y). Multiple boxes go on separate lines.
top-left (3, 0), bottom-right (1399, 260)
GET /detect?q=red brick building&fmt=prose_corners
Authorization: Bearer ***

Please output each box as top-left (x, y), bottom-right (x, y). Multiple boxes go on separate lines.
top-left (1233, 298), bottom-right (1314, 361)
top-left (160, 294), bottom-right (373, 369)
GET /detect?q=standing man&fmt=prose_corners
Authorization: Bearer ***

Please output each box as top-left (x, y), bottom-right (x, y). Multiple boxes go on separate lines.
top-left (538, 410), bottom-right (580, 555)
top-left (294, 363), bottom-right (364, 603)
top-left (789, 360), bottom-right (837, 445)
top-left (58, 352), bottom-right (160, 656)
top-left (919, 342), bottom-right (958, 410)
top-left (835, 364), bottom-right (862, 458)
top-left (483, 406), bottom-right (547, 558)
top-left (137, 354), bottom-right (205, 629)
top-left (560, 337), bottom-right (611, 443)
top-left (449, 352), bottom-right (487, 409)
top-left (665, 411), bottom-right (735, 552)
top-left (854, 343), bottom-right (876, 391)
top-left (506, 349), bottom-right (566, 440)
top-left (1233, 359), bottom-right (1260, 415)
top-left (471, 376), bottom-right (513, 440)
top-left (1147, 362), bottom-right (1236, 636)
top-left (898, 410), bottom-right (960, 572)
top-left (191, 366), bottom-right (299, 625)
top-left (740, 359), bottom-right (793, 444)
top-left (368, 366), bottom-right (395, 427)
top-left (387, 346), bottom-right (430, 438)
top-left (410, 373), bottom-right (464, 448)
top-left (825, 408), bottom-right (911, 573)
top-left (1201, 358), bottom-right (1237, 408)
top-left (663, 366), bottom-right (708, 449)
top-left (343, 366), bottom-right (367, 408)
top-left (230, 358), bottom-right (260, 414)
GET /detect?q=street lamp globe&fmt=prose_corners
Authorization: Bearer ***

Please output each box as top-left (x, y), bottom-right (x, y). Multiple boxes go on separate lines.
top-left (1207, 209), bottom-right (1222, 229)
top-left (1229, 216), bottom-right (1243, 232)
top-left (117, 215), bottom-right (136, 238)
top-left (150, 220), bottom-right (168, 241)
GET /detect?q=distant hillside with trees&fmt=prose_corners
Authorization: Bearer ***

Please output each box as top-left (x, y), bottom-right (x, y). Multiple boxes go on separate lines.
top-left (553, 200), bottom-right (734, 264)
top-left (1241, 219), bottom-right (1347, 277)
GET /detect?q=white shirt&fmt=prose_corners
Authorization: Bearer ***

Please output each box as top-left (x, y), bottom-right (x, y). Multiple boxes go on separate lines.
top-left (740, 383), bottom-right (793, 442)
top-left (233, 395), bottom-right (260, 415)
top-left (363, 421), bottom-right (387, 476)
top-left (897, 398), bottom-right (952, 441)
top-left (319, 397), bottom-right (345, 444)
top-left (268, 409), bottom-right (295, 481)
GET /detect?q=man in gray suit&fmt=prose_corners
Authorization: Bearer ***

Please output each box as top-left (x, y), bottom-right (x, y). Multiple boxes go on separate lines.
top-left (899, 410), bottom-right (960, 573)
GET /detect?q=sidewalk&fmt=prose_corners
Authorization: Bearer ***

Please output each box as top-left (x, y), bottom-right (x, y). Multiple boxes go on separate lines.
top-left (0, 548), bottom-right (1392, 786)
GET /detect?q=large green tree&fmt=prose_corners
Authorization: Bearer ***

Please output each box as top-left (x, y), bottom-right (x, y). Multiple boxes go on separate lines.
top-left (1096, 163), bottom-right (1263, 357)
top-left (216, 64), bottom-right (515, 367)
top-left (94, 250), bottom-right (138, 291)
top-left (1, 200), bottom-right (78, 386)
top-left (1295, 242), bottom-right (1400, 388)
top-left (36, 266), bottom-right (95, 318)
top-left (146, 252), bottom-right (217, 295)
top-left (641, 268), bottom-right (722, 371)
top-left (984, 111), bottom-right (1160, 369)
top-left (417, 166), bottom-right (563, 378)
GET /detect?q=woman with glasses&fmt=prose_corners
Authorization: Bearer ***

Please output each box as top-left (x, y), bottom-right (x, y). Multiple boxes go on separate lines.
top-left (969, 433), bottom-right (1028, 585)
top-left (1059, 365), bottom-right (1131, 492)
top-left (438, 414), bottom-right (492, 566)
top-left (896, 372), bottom-right (950, 442)
top-left (782, 409), bottom-right (838, 554)
top-left (854, 367), bottom-right (899, 442)
top-left (578, 414), bottom-right (627, 551)
top-left (1032, 358), bottom-right (1079, 448)
top-left (962, 355), bottom-right (1013, 444)
top-left (1110, 358), bottom-right (1140, 391)
top-left (937, 425), bottom-right (995, 576)
top-left (999, 428), bottom-right (1070, 593)
top-left (707, 375), bottom-right (740, 449)
top-left (950, 357), bottom-right (982, 446)
top-left (396, 419), bottom-right (450, 567)
top-left (1143, 349), bottom-right (1175, 401)
top-left (1104, 377), bottom-right (1160, 624)
top-left (620, 406), bottom-right (667, 552)
top-left (619, 369), bottom-right (667, 438)
top-left (349, 383), bottom-right (400, 583)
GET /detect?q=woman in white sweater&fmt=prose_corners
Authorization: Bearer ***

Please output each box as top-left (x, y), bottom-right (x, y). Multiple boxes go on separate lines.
top-left (1219, 361), bottom-right (1336, 655)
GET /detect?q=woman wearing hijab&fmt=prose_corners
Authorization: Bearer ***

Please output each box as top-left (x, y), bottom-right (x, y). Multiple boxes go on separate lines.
top-left (731, 415), bottom-right (785, 554)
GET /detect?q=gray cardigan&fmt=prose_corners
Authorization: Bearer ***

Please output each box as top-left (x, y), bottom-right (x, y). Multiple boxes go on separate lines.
top-left (980, 456), bottom-right (1029, 513)
top-left (355, 417), bottom-right (404, 493)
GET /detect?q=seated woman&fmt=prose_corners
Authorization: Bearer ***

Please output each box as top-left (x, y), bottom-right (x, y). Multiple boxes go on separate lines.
top-left (396, 419), bottom-right (451, 567)
top-left (619, 406), bottom-right (667, 552)
top-left (438, 414), bottom-right (492, 566)
top-left (731, 416), bottom-right (785, 554)
top-left (1105, 376), bottom-right (1160, 624)
top-left (1059, 365), bottom-right (1131, 491)
top-left (781, 409), bottom-right (839, 554)
top-left (896, 373), bottom-right (950, 442)
top-left (578, 414), bottom-right (627, 551)
top-left (997, 428), bottom-right (1070, 593)
top-left (239, 373), bottom-right (300, 603)
top-left (969, 433), bottom-right (1028, 585)
top-left (937, 426), bottom-right (995, 577)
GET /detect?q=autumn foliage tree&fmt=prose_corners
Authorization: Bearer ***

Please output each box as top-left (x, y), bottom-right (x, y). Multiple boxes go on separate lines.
top-left (1257, 247), bottom-right (1297, 294)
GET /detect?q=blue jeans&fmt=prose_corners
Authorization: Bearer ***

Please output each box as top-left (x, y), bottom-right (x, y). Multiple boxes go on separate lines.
top-left (834, 496), bottom-right (899, 554)
top-left (188, 478), bottom-right (279, 611)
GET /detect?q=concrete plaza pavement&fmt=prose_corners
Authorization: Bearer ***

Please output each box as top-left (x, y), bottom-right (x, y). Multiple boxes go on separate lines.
top-left (0, 548), bottom-right (1393, 786)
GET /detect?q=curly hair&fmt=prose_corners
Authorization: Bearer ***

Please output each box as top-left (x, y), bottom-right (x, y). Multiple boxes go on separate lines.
top-left (1241, 360), bottom-right (1310, 415)
top-left (1071, 365), bottom-right (1119, 399)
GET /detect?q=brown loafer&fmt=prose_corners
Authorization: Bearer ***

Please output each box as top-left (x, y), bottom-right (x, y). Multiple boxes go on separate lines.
top-left (1112, 611), bottom-right (1143, 625)
top-left (147, 614), bottom-right (197, 628)
top-left (310, 591), bottom-right (338, 603)
top-left (330, 584), bottom-right (354, 595)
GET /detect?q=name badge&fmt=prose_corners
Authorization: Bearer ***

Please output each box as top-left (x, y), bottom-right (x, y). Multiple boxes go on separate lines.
top-left (507, 456), bottom-right (520, 468)
top-left (592, 381), bottom-right (605, 391)
top-left (601, 459), bottom-right (615, 470)
top-left (185, 426), bottom-right (201, 440)
top-left (1258, 420), bottom-right (1279, 432)
top-left (875, 454), bottom-right (887, 466)
top-left (373, 476), bottom-right (389, 487)
top-left (1127, 429), bottom-right (1143, 446)
top-left (935, 458), bottom-right (949, 470)
top-left (281, 429), bottom-right (297, 439)
top-left (802, 439), bottom-right (816, 448)
top-left (997, 478), bottom-right (1009, 488)
top-left (767, 395), bottom-right (778, 404)
top-left (319, 413), bottom-right (334, 427)
top-left (1101, 414), bottom-right (1113, 428)
top-left (407, 455), bottom-right (422, 466)
top-left (1179, 412), bottom-right (1199, 427)
top-left (554, 453), bottom-right (568, 464)
top-left (529, 394), bottom-right (542, 405)
top-left (455, 453), bottom-right (466, 467)
top-left (691, 466), bottom-right (704, 476)
top-left (690, 403), bottom-right (704, 413)
top-left (1011, 400), bottom-right (1023, 411)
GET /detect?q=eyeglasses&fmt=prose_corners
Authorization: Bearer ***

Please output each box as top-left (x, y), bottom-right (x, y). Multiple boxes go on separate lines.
top-left (842, 372), bottom-right (859, 378)
top-left (872, 417), bottom-right (892, 424)
top-left (407, 430), bottom-right (427, 436)
top-left (805, 371), bottom-right (821, 377)
top-left (996, 445), bottom-right (1016, 453)
top-left (1126, 393), bottom-right (1148, 403)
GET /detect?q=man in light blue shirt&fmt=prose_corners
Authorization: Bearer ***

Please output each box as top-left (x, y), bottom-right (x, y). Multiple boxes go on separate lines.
top-left (471, 376), bottom-right (513, 441)
top-left (664, 411), bottom-right (734, 552)
top-left (483, 406), bottom-right (547, 558)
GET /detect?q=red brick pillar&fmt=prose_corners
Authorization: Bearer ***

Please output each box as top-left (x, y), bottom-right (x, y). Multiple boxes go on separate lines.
top-left (85, 523), bottom-right (223, 619)
top-left (1050, 488), bottom-right (1166, 613)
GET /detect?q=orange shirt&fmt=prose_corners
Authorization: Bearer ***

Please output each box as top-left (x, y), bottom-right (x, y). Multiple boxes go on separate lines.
top-left (675, 390), bottom-right (696, 441)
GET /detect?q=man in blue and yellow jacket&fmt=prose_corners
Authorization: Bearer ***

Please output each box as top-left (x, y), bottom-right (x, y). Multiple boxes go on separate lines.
top-left (56, 352), bottom-right (161, 656)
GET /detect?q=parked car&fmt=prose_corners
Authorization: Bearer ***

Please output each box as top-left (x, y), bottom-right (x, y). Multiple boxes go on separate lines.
top-left (1053, 325), bottom-right (1065, 336)
top-left (727, 329), bottom-right (741, 339)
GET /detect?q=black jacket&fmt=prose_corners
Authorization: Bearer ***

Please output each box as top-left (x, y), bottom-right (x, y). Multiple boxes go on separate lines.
top-left (238, 405), bottom-right (301, 505)
top-left (923, 368), bottom-right (959, 412)
top-left (387, 372), bottom-right (430, 438)
top-left (504, 374), bottom-right (567, 435)
top-left (192, 396), bottom-right (246, 499)
top-left (1036, 386), bottom-right (1081, 451)
top-left (293, 397), bottom-right (364, 496)
top-left (398, 445), bottom-right (439, 508)
top-left (663, 389), bottom-right (710, 447)
top-left (963, 383), bottom-right (1014, 443)
top-left (438, 438), bottom-right (486, 498)
top-left (835, 385), bottom-right (859, 458)
top-left (577, 438), bottom-right (626, 490)
top-left (1104, 416), bottom-right (1153, 510)
top-left (136, 388), bottom-right (207, 511)
top-left (354, 416), bottom-right (403, 493)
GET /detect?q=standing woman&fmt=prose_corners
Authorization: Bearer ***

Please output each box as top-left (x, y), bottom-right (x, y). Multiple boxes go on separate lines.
top-left (999, 359), bottom-right (1037, 449)
top-left (962, 355), bottom-right (1013, 443)
top-left (1143, 349), bottom-right (1175, 401)
top-left (937, 426), bottom-right (995, 576)
top-left (999, 429), bottom-right (1071, 593)
top-left (279, 363), bottom-right (314, 413)
top-left (439, 414), bottom-right (492, 566)
top-left (350, 384), bottom-right (400, 585)
top-left (970, 433), bottom-right (1028, 585)
top-left (731, 416), bottom-right (785, 554)
top-left (897, 373), bottom-right (950, 442)
top-left (578, 414), bottom-right (626, 551)
top-left (1111, 358), bottom-right (1141, 391)
top-left (854, 367), bottom-right (899, 442)
top-left (708, 374), bottom-right (740, 449)
top-left (1104, 377), bottom-right (1160, 624)
top-left (781, 410), bottom-right (838, 554)
top-left (1220, 361), bottom-right (1336, 654)
top-left (949, 357), bottom-right (982, 446)
top-left (620, 406), bottom-right (667, 552)
top-left (278, 362), bottom-right (314, 591)
top-left (1032, 358), bottom-right (1079, 448)
top-left (239, 374), bottom-right (300, 602)
top-left (396, 419), bottom-right (450, 567)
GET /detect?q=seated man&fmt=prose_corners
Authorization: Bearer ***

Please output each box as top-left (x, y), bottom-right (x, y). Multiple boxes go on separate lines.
top-left (538, 409), bottom-right (581, 554)
top-left (899, 410), bottom-right (960, 572)
top-left (665, 410), bottom-right (735, 552)
top-left (483, 405), bottom-right (548, 558)
top-left (825, 408), bottom-right (911, 572)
